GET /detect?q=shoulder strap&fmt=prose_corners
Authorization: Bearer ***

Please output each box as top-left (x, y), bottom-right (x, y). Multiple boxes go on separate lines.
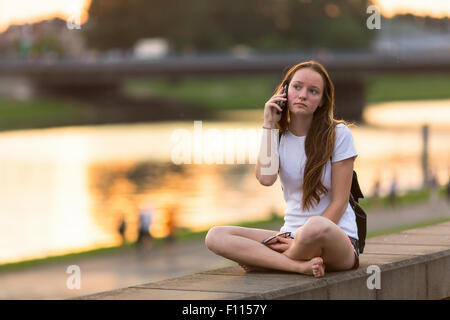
top-left (351, 171), bottom-right (364, 202)
top-left (278, 131), bottom-right (281, 174)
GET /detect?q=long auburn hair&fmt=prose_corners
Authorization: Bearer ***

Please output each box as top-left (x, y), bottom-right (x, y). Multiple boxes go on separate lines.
top-left (274, 60), bottom-right (353, 211)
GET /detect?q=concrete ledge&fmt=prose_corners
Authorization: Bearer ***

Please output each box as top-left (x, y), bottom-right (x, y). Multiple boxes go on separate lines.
top-left (75, 222), bottom-right (450, 300)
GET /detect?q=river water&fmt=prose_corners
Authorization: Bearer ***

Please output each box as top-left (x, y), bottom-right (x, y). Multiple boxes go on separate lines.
top-left (1, 100), bottom-right (449, 265)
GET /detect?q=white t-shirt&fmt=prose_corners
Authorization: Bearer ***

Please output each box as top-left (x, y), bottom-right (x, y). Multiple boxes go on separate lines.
top-left (278, 123), bottom-right (359, 239)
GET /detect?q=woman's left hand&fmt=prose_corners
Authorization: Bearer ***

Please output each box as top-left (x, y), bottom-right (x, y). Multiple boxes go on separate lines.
top-left (267, 236), bottom-right (293, 253)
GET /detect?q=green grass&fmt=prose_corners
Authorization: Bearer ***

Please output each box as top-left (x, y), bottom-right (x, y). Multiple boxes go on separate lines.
top-left (367, 216), bottom-right (450, 238)
top-left (125, 73), bottom-right (450, 111)
top-left (1, 73), bottom-right (450, 131)
top-left (0, 97), bottom-right (94, 131)
top-left (366, 73), bottom-right (450, 103)
top-left (125, 75), bottom-right (280, 111)
top-left (358, 187), bottom-right (442, 211)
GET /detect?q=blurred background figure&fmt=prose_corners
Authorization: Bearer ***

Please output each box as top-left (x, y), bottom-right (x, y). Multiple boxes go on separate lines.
top-left (427, 168), bottom-right (439, 203)
top-left (117, 213), bottom-right (127, 245)
top-left (164, 204), bottom-right (178, 244)
top-left (389, 174), bottom-right (398, 208)
top-left (137, 206), bottom-right (153, 250)
top-left (446, 172), bottom-right (450, 204)
top-left (371, 175), bottom-right (381, 207)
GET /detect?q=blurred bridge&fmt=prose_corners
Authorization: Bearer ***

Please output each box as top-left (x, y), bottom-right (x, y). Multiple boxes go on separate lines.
top-left (1, 51), bottom-right (450, 121)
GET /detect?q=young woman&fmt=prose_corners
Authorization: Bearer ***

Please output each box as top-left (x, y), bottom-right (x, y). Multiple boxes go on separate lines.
top-left (205, 61), bottom-right (359, 278)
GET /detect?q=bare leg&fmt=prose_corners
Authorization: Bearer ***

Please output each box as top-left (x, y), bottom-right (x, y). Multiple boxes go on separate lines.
top-left (205, 226), bottom-right (325, 277)
top-left (283, 216), bottom-right (357, 273)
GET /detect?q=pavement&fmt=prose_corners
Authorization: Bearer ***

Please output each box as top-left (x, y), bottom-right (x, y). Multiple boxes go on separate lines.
top-left (0, 198), bottom-right (449, 300)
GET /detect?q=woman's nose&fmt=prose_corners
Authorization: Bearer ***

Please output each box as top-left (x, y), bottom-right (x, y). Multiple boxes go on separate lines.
top-left (298, 87), bottom-right (307, 99)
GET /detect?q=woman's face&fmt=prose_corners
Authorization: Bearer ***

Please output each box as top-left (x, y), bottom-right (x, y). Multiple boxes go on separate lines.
top-left (287, 68), bottom-right (325, 116)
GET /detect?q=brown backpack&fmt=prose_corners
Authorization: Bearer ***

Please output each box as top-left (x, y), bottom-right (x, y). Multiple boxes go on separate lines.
top-left (348, 171), bottom-right (367, 253)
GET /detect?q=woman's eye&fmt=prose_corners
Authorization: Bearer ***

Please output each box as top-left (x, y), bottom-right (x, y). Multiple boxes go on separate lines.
top-left (310, 89), bottom-right (317, 94)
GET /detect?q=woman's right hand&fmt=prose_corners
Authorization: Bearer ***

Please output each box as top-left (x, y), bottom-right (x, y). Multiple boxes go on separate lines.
top-left (266, 236), bottom-right (293, 253)
top-left (263, 88), bottom-right (286, 128)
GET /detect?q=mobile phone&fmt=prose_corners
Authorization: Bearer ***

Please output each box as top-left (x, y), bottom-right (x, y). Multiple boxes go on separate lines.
top-left (262, 231), bottom-right (292, 245)
top-left (276, 84), bottom-right (288, 115)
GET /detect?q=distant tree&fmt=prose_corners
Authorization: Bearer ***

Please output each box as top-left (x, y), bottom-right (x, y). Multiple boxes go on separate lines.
top-left (83, 0), bottom-right (148, 50)
top-left (83, 0), bottom-right (375, 52)
top-left (32, 34), bottom-right (65, 57)
top-left (393, 13), bottom-right (450, 32)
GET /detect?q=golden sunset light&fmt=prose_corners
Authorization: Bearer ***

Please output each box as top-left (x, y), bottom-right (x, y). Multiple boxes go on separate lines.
top-left (0, 0), bottom-right (449, 33)
top-left (373, 0), bottom-right (450, 18)
top-left (0, 0), bottom-right (91, 32)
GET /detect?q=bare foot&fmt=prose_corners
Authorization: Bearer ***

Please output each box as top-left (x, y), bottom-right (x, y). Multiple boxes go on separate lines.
top-left (297, 257), bottom-right (325, 278)
top-left (311, 257), bottom-right (325, 278)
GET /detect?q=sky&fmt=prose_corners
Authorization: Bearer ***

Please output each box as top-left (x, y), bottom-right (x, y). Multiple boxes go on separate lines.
top-left (0, 0), bottom-right (449, 33)
top-left (375, 0), bottom-right (450, 18)
top-left (0, 0), bottom-right (91, 32)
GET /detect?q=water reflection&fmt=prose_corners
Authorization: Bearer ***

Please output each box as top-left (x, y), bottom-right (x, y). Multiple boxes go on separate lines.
top-left (0, 100), bottom-right (449, 264)
top-left (364, 99), bottom-right (450, 129)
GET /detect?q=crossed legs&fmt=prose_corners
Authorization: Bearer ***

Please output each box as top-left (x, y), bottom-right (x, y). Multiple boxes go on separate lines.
top-left (205, 216), bottom-right (356, 277)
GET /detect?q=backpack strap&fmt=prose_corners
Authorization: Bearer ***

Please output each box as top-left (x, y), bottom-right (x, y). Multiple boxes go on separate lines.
top-left (351, 171), bottom-right (364, 202)
top-left (278, 130), bottom-right (283, 174)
